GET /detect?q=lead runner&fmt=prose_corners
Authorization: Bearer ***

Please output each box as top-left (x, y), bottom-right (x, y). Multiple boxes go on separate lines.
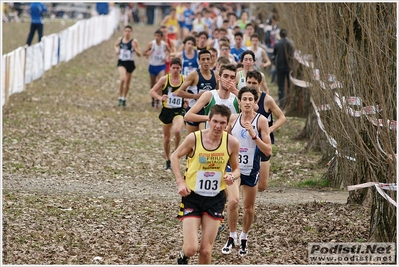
top-left (170, 104), bottom-right (240, 264)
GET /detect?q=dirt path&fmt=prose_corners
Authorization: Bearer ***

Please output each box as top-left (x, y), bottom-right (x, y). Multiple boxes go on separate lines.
top-left (3, 173), bottom-right (349, 205)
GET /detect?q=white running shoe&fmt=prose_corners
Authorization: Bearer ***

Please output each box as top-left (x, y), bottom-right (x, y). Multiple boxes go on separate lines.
top-left (221, 237), bottom-right (238, 254)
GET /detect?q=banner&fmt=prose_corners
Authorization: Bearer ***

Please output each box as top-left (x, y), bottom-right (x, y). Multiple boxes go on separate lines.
top-left (43, 34), bottom-right (59, 71)
top-left (31, 42), bottom-right (44, 81)
top-left (77, 21), bottom-right (84, 55)
top-left (2, 55), bottom-right (7, 106)
top-left (10, 47), bottom-right (25, 95)
top-left (7, 51), bottom-right (15, 96)
top-left (58, 29), bottom-right (68, 63)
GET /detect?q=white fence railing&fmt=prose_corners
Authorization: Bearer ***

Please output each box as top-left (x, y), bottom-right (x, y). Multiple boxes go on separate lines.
top-left (2, 7), bottom-right (120, 106)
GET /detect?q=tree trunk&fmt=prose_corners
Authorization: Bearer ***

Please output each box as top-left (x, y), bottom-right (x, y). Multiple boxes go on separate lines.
top-left (284, 60), bottom-right (311, 118)
top-left (369, 188), bottom-right (397, 242)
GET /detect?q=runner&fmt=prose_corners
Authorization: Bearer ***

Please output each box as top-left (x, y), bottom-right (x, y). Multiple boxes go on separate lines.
top-left (214, 56), bottom-right (231, 89)
top-left (160, 7), bottom-right (179, 50)
top-left (175, 36), bottom-right (199, 78)
top-left (184, 64), bottom-right (239, 128)
top-left (222, 86), bottom-right (272, 257)
top-left (149, 58), bottom-right (185, 170)
top-left (114, 25), bottom-right (142, 107)
top-left (209, 47), bottom-right (219, 70)
top-left (243, 23), bottom-right (255, 47)
top-left (176, 49), bottom-right (217, 135)
top-left (144, 29), bottom-right (172, 109)
top-left (171, 104), bottom-right (240, 264)
top-left (219, 42), bottom-right (237, 64)
top-left (237, 50), bottom-right (269, 94)
top-left (175, 2), bottom-right (186, 44)
top-left (182, 3), bottom-right (195, 40)
top-left (246, 33), bottom-right (271, 71)
top-left (245, 70), bottom-right (286, 191)
top-left (195, 31), bottom-right (211, 51)
top-left (230, 31), bottom-right (247, 63)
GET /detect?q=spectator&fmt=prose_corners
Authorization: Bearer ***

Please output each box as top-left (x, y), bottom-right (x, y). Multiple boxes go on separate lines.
top-left (146, 2), bottom-right (157, 25)
top-left (26, 2), bottom-right (47, 46)
top-left (273, 29), bottom-right (294, 108)
top-left (96, 2), bottom-right (109, 15)
top-left (131, 3), bottom-right (139, 23)
top-left (13, 2), bottom-right (23, 19)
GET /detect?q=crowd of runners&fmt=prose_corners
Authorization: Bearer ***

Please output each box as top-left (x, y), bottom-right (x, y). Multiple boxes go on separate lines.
top-left (114, 2), bottom-right (294, 265)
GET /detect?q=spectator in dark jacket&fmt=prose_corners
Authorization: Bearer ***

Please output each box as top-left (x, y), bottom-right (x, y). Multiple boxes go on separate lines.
top-left (26, 2), bottom-right (47, 46)
top-left (273, 28), bottom-right (294, 108)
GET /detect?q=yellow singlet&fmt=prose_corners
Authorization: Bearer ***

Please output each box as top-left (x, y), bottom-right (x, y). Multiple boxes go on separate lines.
top-left (165, 17), bottom-right (179, 34)
top-left (184, 131), bottom-right (230, 196)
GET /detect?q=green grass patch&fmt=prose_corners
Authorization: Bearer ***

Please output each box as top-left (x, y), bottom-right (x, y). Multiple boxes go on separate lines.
top-left (296, 178), bottom-right (329, 188)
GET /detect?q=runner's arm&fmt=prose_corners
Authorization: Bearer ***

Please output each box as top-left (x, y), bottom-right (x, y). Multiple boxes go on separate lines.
top-left (175, 72), bottom-right (201, 99)
top-left (226, 114), bottom-right (239, 134)
top-left (114, 37), bottom-right (122, 55)
top-left (174, 51), bottom-right (183, 60)
top-left (261, 49), bottom-right (271, 68)
top-left (160, 15), bottom-right (169, 26)
top-left (149, 76), bottom-right (167, 101)
top-left (171, 133), bottom-right (196, 196)
top-left (143, 41), bottom-right (153, 58)
top-left (177, 43), bottom-right (184, 52)
top-left (184, 91), bottom-right (212, 122)
top-left (265, 95), bottom-right (286, 133)
top-left (256, 116), bottom-right (272, 156)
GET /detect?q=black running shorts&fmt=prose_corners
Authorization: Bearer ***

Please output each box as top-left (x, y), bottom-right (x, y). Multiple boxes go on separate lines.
top-left (177, 190), bottom-right (226, 221)
top-left (159, 107), bottom-right (184, 125)
top-left (117, 59), bottom-right (136, 73)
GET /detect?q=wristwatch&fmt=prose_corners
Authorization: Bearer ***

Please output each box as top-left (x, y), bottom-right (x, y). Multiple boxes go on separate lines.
top-left (231, 174), bottom-right (236, 181)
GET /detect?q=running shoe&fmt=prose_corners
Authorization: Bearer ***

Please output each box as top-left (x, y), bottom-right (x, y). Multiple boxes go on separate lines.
top-left (238, 239), bottom-right (248, 256)
top-left (122, 100), bottom-right (126, 107)
top-left (165, 160), bottom-right (171, 170)
top-left (177, 251), bottom-right (189, 264)
top-left (221, 237), bottom-right (237, 254)
top-left (118, 99), bottom-right (122, 106)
